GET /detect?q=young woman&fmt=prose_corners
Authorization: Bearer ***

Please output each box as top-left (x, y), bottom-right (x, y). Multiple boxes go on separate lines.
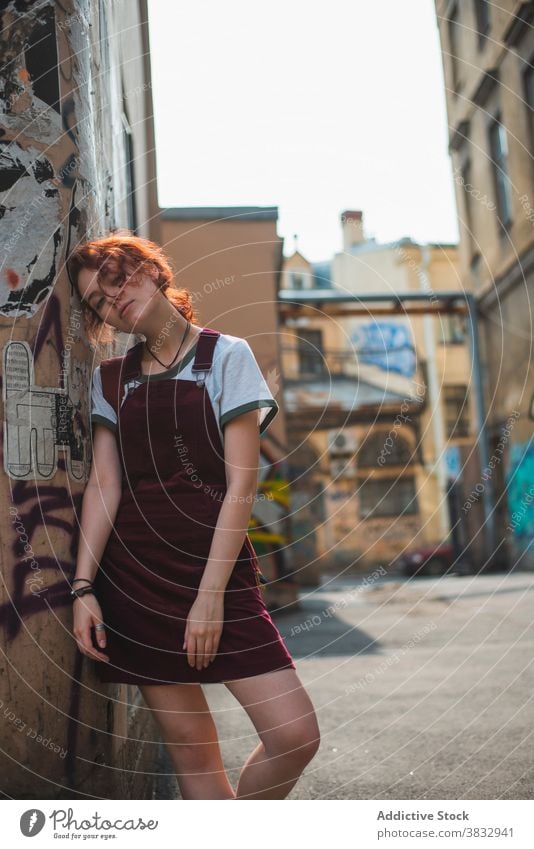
top-left (68, 233), bottom-right (320, 800)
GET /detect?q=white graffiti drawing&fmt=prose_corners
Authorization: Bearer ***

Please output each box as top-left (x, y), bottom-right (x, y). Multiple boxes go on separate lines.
top-left (3, 341), bottom-right (90, 481)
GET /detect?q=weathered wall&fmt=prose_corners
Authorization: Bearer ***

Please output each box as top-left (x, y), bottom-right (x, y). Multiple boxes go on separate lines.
top-left (435, 0), bottom-right (534, 569)
top-left (0, 0), bottom-right (160, 798)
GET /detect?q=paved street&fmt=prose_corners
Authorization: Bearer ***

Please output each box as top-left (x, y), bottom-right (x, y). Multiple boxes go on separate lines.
top-left (188, 571), bottom-right (534, 800)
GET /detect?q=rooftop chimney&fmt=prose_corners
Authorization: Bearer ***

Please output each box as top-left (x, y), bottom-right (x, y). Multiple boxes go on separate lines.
top-left (341, 210), bottom-right (365, 252)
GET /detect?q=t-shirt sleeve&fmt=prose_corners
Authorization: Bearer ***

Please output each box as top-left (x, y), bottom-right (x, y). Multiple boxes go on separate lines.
top-left (90, 365), bottom-right (118, 433)
top-left (218, 338), bottom-right (279, 435)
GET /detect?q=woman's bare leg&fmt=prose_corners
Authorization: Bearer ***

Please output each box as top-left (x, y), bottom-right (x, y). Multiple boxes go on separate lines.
top-left (223, 667), bottom-right (320, 799)
top-left (138, 682), bottom-right (236, 800)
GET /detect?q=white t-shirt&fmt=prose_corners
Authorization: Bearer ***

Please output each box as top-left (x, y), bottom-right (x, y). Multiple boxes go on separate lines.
top-left (90, 332), bottom-right (279, 444)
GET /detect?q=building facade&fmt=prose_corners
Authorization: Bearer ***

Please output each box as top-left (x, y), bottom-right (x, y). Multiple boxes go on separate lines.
top-left (280, 211), bottom-right (477, 574)
top-left (435, 0), bottom-right (534, 570)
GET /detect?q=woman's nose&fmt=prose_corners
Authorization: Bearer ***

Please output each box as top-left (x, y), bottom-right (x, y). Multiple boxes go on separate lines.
top-left (105, 281), bottom-right (127, 305)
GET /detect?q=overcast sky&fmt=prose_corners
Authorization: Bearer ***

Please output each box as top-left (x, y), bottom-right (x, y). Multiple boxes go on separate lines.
top-left (147, 0), bottom-right (459, 262)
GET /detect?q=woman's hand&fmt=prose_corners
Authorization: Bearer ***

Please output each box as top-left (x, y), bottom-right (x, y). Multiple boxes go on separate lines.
top-left (73, 594), bottom-right (110, 663)
top-left (183, 591), bottom-right (224, 670)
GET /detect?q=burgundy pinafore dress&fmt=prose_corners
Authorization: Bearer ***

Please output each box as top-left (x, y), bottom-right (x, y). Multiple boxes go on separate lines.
top-left (92, 327), bottom-right (296, 685)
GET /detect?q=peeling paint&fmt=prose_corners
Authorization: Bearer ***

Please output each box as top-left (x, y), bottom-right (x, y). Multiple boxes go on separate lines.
top-left (0, 144), bottom-right (62, 316)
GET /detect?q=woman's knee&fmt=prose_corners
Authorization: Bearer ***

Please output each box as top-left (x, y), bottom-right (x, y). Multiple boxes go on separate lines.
top-left (153, 706), bottom-right (223, 763)
top-left (263, 716), bottom-right (321, 762)
top-left (166, 736), bottom-right (222, 772)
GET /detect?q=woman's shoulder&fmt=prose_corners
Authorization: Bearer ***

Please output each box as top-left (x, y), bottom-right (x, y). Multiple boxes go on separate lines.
top-left (213, 330), bottom-right (245, 347)
top-left (212, 331), bottom-right (252, 360)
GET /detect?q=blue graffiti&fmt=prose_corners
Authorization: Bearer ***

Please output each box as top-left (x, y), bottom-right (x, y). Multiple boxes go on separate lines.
top-left (506, 439), bottom-right (534, 542)
top-left (351, 322), bottom-right (416, 377)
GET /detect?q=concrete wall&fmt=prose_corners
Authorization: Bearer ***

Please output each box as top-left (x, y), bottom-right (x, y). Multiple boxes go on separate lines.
top-left (0, 0), bottom-right (160, 798)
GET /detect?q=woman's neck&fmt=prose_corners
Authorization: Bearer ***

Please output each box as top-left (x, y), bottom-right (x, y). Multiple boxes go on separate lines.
top-left (140, 321), bottom-right (201, 373)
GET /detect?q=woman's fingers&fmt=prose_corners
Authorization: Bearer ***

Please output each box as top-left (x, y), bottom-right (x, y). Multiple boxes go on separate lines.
top-left (75, 628), bottom-right (110, 663)
top-left (93, 618), bottom-right (107, 648)
top-left (186, 634), bottom-right (197, 668)
top-left (194, 637), bottom-right (207, 670)
top-left (208, 636), bottom-right (220, 664)
top-left (184, 628), bottom-right (221, 667)
top-left (76, 639), bottom-right (110, 663)
top-left (201, 638), bottom-right (213, 668)
top-left (205, 634), bottom-right (221, 665)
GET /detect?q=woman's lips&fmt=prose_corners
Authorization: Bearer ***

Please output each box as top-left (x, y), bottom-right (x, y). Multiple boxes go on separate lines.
top-left (119, 300), bottom-right (134, 318)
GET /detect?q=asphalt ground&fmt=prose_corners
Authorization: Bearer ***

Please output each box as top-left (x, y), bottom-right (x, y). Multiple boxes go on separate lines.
top-left (188, 571), bottom-right (534, 800)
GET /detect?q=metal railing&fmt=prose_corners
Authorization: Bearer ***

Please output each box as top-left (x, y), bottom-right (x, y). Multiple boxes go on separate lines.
top-left (280, 343), bottom-right (418, 381)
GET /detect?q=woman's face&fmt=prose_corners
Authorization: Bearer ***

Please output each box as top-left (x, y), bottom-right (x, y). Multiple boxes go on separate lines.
top-left (76, 265), bottom-right (157, 331)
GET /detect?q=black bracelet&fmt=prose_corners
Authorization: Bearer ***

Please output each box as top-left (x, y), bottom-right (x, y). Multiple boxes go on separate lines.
top-left (72, 578), bottom-right (93, 585)
top-left (71, 586), bottom-right (97, 600)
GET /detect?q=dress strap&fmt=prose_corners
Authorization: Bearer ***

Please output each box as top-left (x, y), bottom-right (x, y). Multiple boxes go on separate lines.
top-left (100, 327), bottom-right (221, 412)
top-left (191, 327), bottom-right (220, 387)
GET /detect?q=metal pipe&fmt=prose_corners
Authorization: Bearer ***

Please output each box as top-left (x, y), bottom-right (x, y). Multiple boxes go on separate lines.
top-left (466, 292), bottom-right (495, 564)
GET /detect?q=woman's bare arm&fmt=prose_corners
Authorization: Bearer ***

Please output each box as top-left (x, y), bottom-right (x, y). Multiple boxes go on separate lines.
top-left (197, 409), bottom-right (260, 595)
top-left (74, 424), bottom-right (123, 584)
top-left (184, 409), bottom-right (261, 668)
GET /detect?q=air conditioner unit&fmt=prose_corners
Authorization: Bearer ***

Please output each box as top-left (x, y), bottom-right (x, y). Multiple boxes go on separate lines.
top-left (327, 429), bottom-right (359, 455)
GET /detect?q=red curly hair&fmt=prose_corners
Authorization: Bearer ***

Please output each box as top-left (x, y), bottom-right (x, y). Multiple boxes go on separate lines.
top-left (68, 230), bottom-right (199, 349)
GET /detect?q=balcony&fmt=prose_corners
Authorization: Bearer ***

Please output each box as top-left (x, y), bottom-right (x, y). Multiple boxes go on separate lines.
top-left (280, 344), bottom-right (427, 429)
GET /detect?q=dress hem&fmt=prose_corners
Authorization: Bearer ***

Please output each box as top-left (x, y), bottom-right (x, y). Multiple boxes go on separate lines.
top-left (96, 659), bottom-right (296, 687)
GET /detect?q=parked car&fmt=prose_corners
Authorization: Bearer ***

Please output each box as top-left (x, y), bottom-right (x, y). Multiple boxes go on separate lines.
top-left (393, 543), bottom-right (459, 577)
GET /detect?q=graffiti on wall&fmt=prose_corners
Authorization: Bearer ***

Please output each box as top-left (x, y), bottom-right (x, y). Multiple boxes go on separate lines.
top-left (0, 144), bottom-right (63, 317)
top-left (3, 340), bottom-right (90, 481)
top-left (351, 321), bottom-right (416, 378)
top-left (506, 440), bottom-right (534, 543)
top-left (0, 0), bottom-right (122, 793)
top-left (0, 2), bottom-right (64, 318)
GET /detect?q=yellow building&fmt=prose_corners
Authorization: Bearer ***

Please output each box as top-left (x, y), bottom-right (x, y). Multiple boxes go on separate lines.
top-left (435, 0), bottom-right (534, 570)
top-left (281, 211), bottom-right (474, 575)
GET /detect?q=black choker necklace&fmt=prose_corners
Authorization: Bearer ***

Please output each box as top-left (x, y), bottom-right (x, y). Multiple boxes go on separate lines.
top-left (144, 319), bottom-right (191, 369)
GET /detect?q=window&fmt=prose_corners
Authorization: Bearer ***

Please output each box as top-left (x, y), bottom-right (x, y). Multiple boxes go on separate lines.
top-left (291, 272), bottom-right (304, 290)
top-left (448, 5), bottom-right (462, 92)
top-left (122, 113), bottom-right (137, 233)
top-left (439, 315), bottom-right (467, 344)
top-left (443, 384), bottom-right (470, 438)
top-left (460, 158), bottom-right (474, 250)
top-left (359, 477), bottom-right (418, 518)
top-left (474, 0), bottom-right (491, 46)
top-left (297, 329), bottom-right (325, 376)
top-left (523, 53), bottom-right (534, 153)
top-left (358, 430), bottom-right (415, 468)
top-left (470, 252), bottom-right (482, 287)
top-left (488, 114), bottom-right (513, 230)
